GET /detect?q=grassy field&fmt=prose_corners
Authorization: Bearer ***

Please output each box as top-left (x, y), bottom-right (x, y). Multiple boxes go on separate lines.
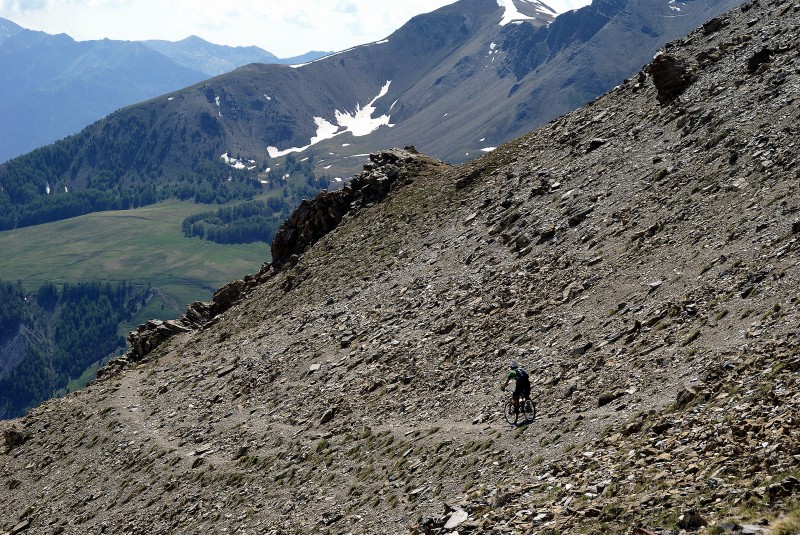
top-left (0, 199), bottom-right (272, 320)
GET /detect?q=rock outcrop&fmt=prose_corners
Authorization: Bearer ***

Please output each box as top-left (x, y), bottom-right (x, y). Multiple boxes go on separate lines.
top-left (271, 147), bottom-right (445, 268)
top-left (648, 53), bottom-right (697, 103)
top-left (109, 264), bottom-right (276, 372)
top-left (1, 425), bottom-right (27, 453)
top-left (105, 148), bottom-right (446, 372)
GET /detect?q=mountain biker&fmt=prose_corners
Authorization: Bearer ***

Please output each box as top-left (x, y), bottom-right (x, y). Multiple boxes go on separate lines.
top-left (500, 361), bottom-right (530, 414)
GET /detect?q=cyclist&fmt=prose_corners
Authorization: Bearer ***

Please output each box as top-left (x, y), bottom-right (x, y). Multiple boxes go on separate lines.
top-left (500, 361), bottom-right (530, 414)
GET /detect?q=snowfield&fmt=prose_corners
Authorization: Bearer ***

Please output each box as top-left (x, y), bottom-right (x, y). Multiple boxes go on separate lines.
top-left (268, 81), bottom-right (393, 158)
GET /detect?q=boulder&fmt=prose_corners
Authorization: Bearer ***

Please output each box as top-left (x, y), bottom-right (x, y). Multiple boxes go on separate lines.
top-left (677, 510), bottom-right (707, 530)
top-left (443, 508), bottom-right (469, 530)
top-left (2, 424), bottom-right (29, 453)
top-left (648, 53), bottom-right (697, 103)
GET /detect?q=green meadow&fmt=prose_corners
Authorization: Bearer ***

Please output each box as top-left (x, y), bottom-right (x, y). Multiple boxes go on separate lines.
top-left (0, 199), bottom-right (271, 327)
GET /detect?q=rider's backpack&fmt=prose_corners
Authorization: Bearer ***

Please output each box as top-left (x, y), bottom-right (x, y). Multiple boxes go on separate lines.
top-left (516, 367), bottom-right (529, 382)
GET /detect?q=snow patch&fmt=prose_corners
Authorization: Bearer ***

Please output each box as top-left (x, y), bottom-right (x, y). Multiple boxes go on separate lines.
top-left (334, 80), bottom-right (392, 136)
top-left (497, 0), bottom-right (535, 25)
top-left (481, 147), bottom-right (497, 153)
top-left (220, 153), bottom-right (246, 170)
top-left (499, 0), bottom-right (592, 23)
top-left (290, 38), bottom-right (392, 69)
top-left (46, 184), bottom-right (51, 195)
top-left (268, 81), bottom-right (394, 158)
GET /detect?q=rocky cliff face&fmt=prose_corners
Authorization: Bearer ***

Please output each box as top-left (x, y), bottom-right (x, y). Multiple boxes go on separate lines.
top-left (1, 0), bottom-right (799, 533)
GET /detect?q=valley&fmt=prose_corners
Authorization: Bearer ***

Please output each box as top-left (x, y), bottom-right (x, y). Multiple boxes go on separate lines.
top-left (0, 199), bottom-right (271, 417)
top-left (0, 199), bottom-right (269, 303)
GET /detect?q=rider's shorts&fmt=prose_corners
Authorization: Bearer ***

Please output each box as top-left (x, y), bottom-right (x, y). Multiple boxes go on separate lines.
top-left (513, 380), bottom-right (531, 399)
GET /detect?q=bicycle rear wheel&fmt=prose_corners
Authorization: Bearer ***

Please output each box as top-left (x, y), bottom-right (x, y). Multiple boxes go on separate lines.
top-left (503, 400), bottom-right (519, 425)
top-left (522, 398), bottom-right (536, 422)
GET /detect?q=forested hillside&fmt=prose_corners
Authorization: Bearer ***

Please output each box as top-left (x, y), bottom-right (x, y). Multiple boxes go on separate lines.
top-left (0, 143), bottom-right (265, 231)
top-left (0, 280), bottom-right (149, 418)
top-left (0, 129), bottom-right (333, 232)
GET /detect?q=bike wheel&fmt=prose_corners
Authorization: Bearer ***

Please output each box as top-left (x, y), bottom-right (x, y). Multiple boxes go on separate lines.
top-left (522, 399), bottom-right (536, 422)
top-left (503, 400), bottom-right (519, 425)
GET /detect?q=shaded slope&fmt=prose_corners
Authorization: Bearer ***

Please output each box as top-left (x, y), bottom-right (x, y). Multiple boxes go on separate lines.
top-left (1, 1), bottom-right (798, 534)
top-left (0, 30), bottom-right (208, 163)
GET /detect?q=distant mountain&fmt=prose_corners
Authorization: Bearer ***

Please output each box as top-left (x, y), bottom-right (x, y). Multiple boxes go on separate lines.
top-left (0, 16), bottom-right (23, 44)
top-left (0, 17), bottom-right (327, 164)
top-left (0, 22), bottom-right (208, 163)
top-left (142, 35), bottom-right (280, 75)
top-left (0, 0), bottom-right (742, 230)
top-left (142, 36), bottom-right (329, 76)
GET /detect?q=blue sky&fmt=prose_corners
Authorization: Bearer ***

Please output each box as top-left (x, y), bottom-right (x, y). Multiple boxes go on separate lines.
top-left (0, 1), bottom-right (461, 57)
top-left (0, 0), bottom-right (592, 57)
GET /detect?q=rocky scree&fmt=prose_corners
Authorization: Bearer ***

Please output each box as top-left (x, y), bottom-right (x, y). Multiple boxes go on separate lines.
top-left (1, 0), bottom-right (799, 533)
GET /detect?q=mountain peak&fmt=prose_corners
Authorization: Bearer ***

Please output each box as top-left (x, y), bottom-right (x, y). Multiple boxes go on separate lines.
top-left (0, 16), bottom-right (24, 43)
top-left (180, 34), bottom-right (208, 44)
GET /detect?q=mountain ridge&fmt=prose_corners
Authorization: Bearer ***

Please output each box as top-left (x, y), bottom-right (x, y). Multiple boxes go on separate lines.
top-left (0, 18), bottom-right (328, 164)
top-left (141, 35), bottom-right (330, 76)
top-left (0, 0), bottom-right (742, 231)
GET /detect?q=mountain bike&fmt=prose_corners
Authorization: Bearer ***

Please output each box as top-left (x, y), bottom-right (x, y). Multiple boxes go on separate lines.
top-left (502, 394), bottom-right (536, 425)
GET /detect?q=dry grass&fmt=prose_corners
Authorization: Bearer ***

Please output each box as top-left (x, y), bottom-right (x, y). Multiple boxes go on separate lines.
top-left (771, 503), bottom-right (800, 535)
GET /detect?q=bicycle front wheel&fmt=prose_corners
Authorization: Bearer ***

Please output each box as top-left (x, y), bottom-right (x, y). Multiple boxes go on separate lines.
top-left (503, 400), bottom-right (519, 425)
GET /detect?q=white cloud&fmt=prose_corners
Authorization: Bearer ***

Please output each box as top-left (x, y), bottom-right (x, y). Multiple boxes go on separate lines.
top-left (0, 0), bottom-right (461, 57)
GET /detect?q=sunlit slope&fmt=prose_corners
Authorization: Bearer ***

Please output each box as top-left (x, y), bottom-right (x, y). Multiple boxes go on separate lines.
top-left (0, 199), bottom-right (269, 304)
